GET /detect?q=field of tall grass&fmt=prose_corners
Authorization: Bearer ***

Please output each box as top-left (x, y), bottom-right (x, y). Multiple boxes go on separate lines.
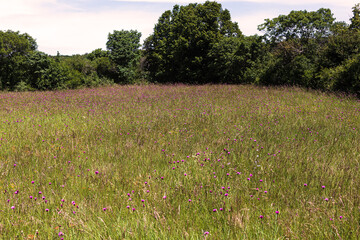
top-left (0, 85), bottom-right (359, 239)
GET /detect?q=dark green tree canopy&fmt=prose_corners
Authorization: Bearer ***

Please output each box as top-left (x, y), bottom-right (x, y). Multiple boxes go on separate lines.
top-left (107, 30), bottom-right (141, 67)
top-left (0, 30), bottom-right (37, 58)
top-left (0, 30), bottom-right (38, 89)
top-left (258, 8), bottom-right (335, 43)
top-left (86, 48), bottom-right (109, 61)
top-left (321, 21), bottom-right (360, 68)
top-left (106, 30), bottom-right (141, 83)
top-left (350, 4), bottom-right (360, 30)
top-left (144, 1), bottom-right (242, 83)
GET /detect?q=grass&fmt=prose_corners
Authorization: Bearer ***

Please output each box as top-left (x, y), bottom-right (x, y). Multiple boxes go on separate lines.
top-left (0, 84), bottom-right (359, 239)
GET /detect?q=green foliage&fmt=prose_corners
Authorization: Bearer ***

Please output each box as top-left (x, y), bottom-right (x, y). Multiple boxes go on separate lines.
top-left (253, 38), bottom-right (318, 88)
top-left (208, 35), bottom-right (265, 83)
top-left (93, 57), bottom-right (117, 80)
top-left (107, 30), bottom-right (142, 83)
top-left (258, 8), bottom-right (335, 43)
top-left (24, 51), bottom-right (57, 90)
top-left (0, 30), bottom-right (36, 90)
top-left (14, 80), bottom-right (32, 92)
top-left (336, 54), bottom-right (360, 94)
top-left (0, 30), bottom-right (36, 57)
top-left (319, 53), bottom-right (360, 95)
top-left (1, 2), bottom-right (360, 96)
top-left (207, 37), bottom-right (244, 83)
top-left (86, 48), bottom-right (109, 61)
top-left (0, 29), bottom-right (140, 91)
top-left (321, 22), bottom-right (360, 68)
top-left (59, 54), bottom-right (116, 89)
top-left (350, 4), bottom-right (360, 30)
top-left (86, 49), bottom-right (117, 83)
top-left (255, 5), bottom-right (360, 96)
top-left (63, 55), bottom-right (96, 76)
top-left (35, 60), bottom-right (70, 90)
top-left (144, 1), bottom-right (242, 83)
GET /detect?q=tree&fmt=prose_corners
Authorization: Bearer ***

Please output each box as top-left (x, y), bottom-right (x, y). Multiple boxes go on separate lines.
top-left (86, 48), bottom-right (109, 61)
top-left (86, 49), bottom-right (117, 81)
top-left (24, 51), bottom-right (76, 90)
top-left (207, 35), bottom-right (265, 83)
top-left (256, 8), bottom-right (337, 88)
top-left (315, 5), bottom-right (360, 95)
top-left (258, 8), bottom-right (335, 43)
top-left (144, 1), bottom-right (242, 83)
top-left (320, 22), bottom-right (360, 68)
top-left (319, 53), bottom-right (360, 96)
top-left (350, 4), bottom-right (360, 30)
top-left (106, 30), bottom-right (141, 83)
top-left (0, 30), bottom-right (37, 90)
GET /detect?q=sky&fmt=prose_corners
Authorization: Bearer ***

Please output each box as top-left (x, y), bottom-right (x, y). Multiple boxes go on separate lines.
top-left (0, 0), bottom-right (356, 55)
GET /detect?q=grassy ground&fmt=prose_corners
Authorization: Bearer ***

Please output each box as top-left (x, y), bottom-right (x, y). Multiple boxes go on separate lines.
top-left (0, 85), bottom-right (359, 239)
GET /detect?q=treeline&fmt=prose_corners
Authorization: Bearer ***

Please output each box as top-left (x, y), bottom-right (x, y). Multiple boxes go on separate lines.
top-left (0, 1), bottom-right (359, 95)
top-left (0, 30), bottom-right (142, 91)
top-left (144, 2), bottom-right (360, 95)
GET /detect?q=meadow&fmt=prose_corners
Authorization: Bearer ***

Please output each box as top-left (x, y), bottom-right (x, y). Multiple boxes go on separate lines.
top-left (0, 84), bottom-right (359, 239)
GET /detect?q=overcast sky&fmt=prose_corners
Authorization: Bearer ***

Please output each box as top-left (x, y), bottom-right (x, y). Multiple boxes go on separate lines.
top-left (0, 0), bottom-right (356, 55)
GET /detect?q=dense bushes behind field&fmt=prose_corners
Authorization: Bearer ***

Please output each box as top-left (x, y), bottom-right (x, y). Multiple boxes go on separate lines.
top-left (144, 2), bottom-right (360, 96)
top-left (1, 2), bottom-right (359, 95)
top-left (0, 30), bottom-right (143, 91)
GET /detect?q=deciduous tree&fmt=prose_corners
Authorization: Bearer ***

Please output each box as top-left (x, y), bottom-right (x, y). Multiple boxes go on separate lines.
top-left (0, 30), bottom-right (37, 89)
top-left (350, 3), bottom-right (360, 30)
top-left (107, 30), bottom-right (141, 83)
top-left (258, 8), bottom-right (335, 43)
top-left (144, 1), bottom-right (242, 83)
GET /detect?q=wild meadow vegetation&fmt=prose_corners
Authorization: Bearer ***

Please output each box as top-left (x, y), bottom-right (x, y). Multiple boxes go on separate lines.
top-left (0, 84), bottom-right (359, 239)
top-left (1, 1), bottom-right (360, 239)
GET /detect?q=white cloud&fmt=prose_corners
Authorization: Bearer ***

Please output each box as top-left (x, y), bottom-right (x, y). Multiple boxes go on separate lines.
top-left (0, 0), bottom-right (64, 17)
top-left (233, 0), bottom-right (353, 6)
top-left (1, 7), bottom-right (158, 55)
top-left (234, 11), bottom-right (282, 36)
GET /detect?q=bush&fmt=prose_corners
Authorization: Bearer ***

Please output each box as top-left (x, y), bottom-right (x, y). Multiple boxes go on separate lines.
top-left (14, 81), bottom-right (32, 92)
top-left (319, 53), bottom-right (360, 95)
